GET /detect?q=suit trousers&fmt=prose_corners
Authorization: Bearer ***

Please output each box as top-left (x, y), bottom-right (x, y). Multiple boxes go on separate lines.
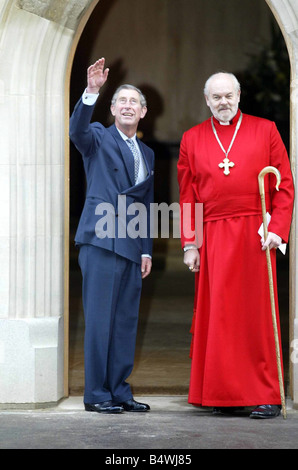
top-left (78, 244), bottom-right (142, 404)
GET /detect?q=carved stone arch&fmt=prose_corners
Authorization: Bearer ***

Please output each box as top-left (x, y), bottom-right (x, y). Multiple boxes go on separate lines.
top-left (0, 0), bottom-right (100, 406)
top-left (265, 0), bottom-right (298, 406)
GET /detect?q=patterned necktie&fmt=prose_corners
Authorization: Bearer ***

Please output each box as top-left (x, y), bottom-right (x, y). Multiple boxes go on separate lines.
top-left (126, 139), bottom-right (140, 183)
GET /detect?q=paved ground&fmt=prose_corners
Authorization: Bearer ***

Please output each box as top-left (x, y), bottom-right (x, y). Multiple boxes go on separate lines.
top-left (1, 396), bottom-right (298, 450)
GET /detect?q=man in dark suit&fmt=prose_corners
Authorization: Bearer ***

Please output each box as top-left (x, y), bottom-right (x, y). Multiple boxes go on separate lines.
top-left (70, 58), bottom-right (154, 414)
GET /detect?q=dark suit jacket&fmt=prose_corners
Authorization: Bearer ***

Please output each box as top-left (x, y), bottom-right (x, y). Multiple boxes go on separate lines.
top-left (69, 97), bottom-right (155, 264)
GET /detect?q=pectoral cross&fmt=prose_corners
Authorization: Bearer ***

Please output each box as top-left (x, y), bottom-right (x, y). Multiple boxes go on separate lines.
top-left (218, 157), bottom-right (235, 176)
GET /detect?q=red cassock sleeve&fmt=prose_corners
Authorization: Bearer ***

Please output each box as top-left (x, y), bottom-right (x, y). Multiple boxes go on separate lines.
top-left (177, 131), bottom-right (198, 248)
top-left (267, 122), bottom-right (294, 243)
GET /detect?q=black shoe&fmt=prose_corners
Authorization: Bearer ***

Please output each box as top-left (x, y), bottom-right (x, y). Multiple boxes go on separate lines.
top-left (249, 404), bottom-right (281, 419)
top-left (84, 401), bottom-right (124, 414)
top-left (120, 398), bottom-right (150, 412)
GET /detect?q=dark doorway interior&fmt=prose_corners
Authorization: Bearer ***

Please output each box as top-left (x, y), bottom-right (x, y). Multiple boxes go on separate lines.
top-left (68, 0), bottom-right (291, 397)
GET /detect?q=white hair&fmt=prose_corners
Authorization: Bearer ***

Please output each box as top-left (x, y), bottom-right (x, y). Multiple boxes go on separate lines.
top-left (204, 72), bottom-right (241, 97)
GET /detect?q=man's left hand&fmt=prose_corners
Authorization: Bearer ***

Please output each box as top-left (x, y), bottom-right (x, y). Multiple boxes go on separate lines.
top-left (261, 232), bottom-right (282, 251)
top-left (141, 257), bottom-right (152, 279)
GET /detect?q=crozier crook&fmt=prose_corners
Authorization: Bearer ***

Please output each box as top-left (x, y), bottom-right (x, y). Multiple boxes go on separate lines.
top-left (258, 166), bottom-right (286, 419)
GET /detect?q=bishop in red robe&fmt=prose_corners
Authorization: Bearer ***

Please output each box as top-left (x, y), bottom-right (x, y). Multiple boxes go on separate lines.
top-left (177, 72), bottom-right (294, 418)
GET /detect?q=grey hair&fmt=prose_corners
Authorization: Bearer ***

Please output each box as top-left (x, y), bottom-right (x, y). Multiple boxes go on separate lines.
top-left (204, 72), bottom-right (241, 97)
top-left (111, 84), bottom-right (147, 107)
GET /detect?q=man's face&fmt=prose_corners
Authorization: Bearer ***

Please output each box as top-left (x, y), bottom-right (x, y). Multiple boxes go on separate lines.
top-left (205, 74), bottom-right (240, 123)
top-left (111, 89), bottom-right (147, 134)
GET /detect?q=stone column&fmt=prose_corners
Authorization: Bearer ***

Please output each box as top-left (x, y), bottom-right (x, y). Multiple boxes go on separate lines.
top-left (0, 0), bottom-right (96, 406)
top-left (266, 0), bottom-right (298, 408)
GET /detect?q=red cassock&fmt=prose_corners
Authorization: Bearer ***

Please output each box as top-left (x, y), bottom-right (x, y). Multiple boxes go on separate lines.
top-left (177, 109), bottom-right (294, 407)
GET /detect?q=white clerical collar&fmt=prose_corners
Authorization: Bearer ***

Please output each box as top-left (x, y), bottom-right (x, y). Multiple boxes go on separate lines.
top-left (216, 110), bottom-right (240, 126)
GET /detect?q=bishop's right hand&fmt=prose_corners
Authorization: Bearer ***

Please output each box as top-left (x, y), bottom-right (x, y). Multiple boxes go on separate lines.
top-left (184, 249), bottom-right (200, 273)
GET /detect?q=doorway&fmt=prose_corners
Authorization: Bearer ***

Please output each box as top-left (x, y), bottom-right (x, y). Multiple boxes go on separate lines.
top-left (67, 0), bottom-right (292, 397)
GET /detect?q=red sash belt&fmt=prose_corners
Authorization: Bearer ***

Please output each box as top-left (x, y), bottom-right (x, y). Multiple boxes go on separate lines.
top-left (203, 192), bottom-right (271, 222)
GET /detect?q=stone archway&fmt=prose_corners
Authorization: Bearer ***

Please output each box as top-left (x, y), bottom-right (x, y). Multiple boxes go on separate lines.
top-left (265, 0), bottom-right (298, 404)
top-left (0, 0), bottom-right (297, 407)
top-left (0, 0), bottom-right (99, 406)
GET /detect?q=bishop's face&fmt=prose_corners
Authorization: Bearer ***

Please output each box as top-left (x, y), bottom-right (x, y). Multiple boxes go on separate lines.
top-left (205, 74), bottom-right (240, 124)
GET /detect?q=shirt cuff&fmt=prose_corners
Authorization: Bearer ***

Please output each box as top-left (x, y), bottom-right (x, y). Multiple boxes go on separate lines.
top-left (183, 244), bottom-right (198, 252)
top-left (82, 88), bottom-right (99, 106)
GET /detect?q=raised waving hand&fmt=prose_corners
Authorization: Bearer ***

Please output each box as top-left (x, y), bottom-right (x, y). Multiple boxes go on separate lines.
top-left (86, 57), bottom-right (109, 94)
